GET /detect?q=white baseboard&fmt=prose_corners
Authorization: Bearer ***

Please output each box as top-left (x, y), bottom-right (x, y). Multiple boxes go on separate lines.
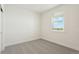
top-left (3, 35), bottom-right (79, 52)
top-left (5, 36), bottom-right (40, 47)
top-left (41, 36), bottom-right (79, 51)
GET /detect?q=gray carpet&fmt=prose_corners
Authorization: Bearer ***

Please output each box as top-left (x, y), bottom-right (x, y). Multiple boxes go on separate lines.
top-left (1, 39), bottom-right (79, 54)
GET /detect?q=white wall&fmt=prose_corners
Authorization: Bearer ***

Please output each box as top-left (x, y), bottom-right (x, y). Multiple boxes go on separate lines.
top-left (4, 5), bottom-right (40, 46)
top-left (41, 5), bottom-right (79, 51)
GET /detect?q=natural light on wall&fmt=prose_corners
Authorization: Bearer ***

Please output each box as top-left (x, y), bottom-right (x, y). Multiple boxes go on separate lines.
top-left (51, 12), bottom-right (64, 31)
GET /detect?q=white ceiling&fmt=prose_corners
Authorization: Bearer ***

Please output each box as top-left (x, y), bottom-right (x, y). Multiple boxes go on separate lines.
top-left (9, 4), bottom-right (59, 13)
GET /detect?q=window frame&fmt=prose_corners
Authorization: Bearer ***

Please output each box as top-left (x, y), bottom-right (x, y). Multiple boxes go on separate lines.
top-left (51, 12), bottom-right (64, 32)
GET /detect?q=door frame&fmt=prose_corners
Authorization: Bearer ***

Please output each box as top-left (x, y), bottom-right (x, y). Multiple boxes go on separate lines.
top-left (0, 4), bottom-right (5, 52)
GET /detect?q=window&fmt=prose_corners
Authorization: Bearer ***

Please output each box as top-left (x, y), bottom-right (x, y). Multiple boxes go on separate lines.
top-left (51, 12), bottom-right (64, 31)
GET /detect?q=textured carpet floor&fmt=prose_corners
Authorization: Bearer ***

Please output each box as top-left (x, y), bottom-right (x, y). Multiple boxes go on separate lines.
top-left (1, 39), bottom-right (79, 54)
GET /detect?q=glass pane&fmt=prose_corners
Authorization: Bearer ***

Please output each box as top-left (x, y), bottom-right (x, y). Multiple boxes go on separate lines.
top-left (53, 16), bottom-right (64, 31)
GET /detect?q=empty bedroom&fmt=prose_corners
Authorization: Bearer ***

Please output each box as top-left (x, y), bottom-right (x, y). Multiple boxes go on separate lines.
top-left (0, 4), bottom-right (79, 54)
